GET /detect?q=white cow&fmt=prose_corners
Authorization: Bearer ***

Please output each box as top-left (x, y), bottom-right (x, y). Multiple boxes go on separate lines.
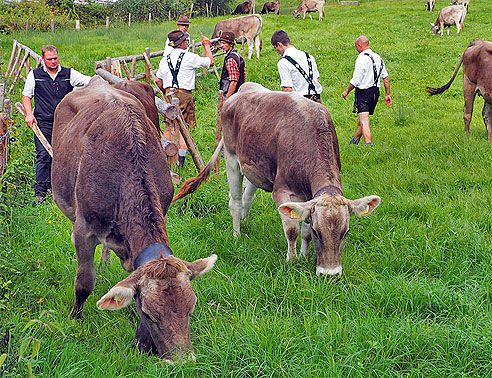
top-left (292, 0), bottom-right (325, 21)
top-left (431, 5), bottom-right (466, 35)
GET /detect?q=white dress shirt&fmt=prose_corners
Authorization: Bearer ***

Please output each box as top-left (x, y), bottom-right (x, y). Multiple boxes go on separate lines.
top-left (350, 49), bottom-right (388, 90)
top-left (22, 64), bottom-right (91, 98)
top-left (277, 46), bottom-right (323, 95)
top-left (156, 48), bottom-right (211, 91)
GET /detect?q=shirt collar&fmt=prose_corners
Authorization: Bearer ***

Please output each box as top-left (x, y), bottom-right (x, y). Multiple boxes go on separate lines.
top-left (42, 62), bottom-right (62, 78)
top-left (282, 46), bottom-right (296, 57)
top-left (359, 48), bottom-right (373, 56)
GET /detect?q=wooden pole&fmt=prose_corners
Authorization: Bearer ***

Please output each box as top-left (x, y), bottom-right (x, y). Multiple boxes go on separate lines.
top-left (175, 109), bottom-right (205, 171)
top-left (128, 13), bottom-right (131, 27)
top-left (214, 90), bottom-right (224, 174)
top-left (149, 12), bottom-right (151, 22)
top-left (0, 113), bottom-right (8, 178)
top-left (143, 52), bottom-right (165, 100)
top-left (121, 60), bottom-right (131, 80)
top-left (168, 97), bottom-right (180, 166)
top-left (8, 47), bottom-right (22, 79)
top-left (25, 20), bottom-right (29, 32)
top-left (15, 102), bottom-right (53, 157)
top-left (105, 57), bottom-right (112, 72)
top-left (6, 40), bottom-right (17, 77)
top-left (25, 52), bottom-right (30, 75)
top-left (206, 3), bottom-right (209, 17)
top-left (8, 52), bottom-right (30, 94)
top-left (112, 59), bottom-right (122, 78)
top-left (168, 11), bottom-right (171, 22)
top-left (189, 3), bottom-right (193, 19)
top-left (76, 20), bottom-right (80, 31)
top-left (106, 16), bottom-right (110, 29)
top-left (0, 83), bottom-right (4, 111)
top-left (51, 19), bottom-right (55, 33)
top-left (131, 57), bottom-right (136, 79)
top-left (144, 48), bottom-right (150, 84)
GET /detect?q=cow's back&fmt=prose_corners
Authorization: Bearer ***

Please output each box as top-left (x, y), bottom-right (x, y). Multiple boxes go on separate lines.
top-left (221, 83), bottom-right (340, 195)
top-left (52, 79), bottom-right (173, 258)
top-left (463, 40), bottom-right (492, 102)
top-left (212, 15), bottom-right (261, 39)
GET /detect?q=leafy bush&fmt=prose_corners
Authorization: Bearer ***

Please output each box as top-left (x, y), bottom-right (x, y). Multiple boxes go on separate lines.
top-left (0, 0), bottom-right (70, 32)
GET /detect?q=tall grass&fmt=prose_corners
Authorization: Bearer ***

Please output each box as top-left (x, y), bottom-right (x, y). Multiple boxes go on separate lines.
top-left (1, 0), bottom-right (492, 376)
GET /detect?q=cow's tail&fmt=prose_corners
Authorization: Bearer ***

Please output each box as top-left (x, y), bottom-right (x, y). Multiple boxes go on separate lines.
top-left (426, 48), bottom-right (466, 96)
top-left (172, 137), bottom-right (224, 202)
top-left (257, 15), bottom-right (263, 51)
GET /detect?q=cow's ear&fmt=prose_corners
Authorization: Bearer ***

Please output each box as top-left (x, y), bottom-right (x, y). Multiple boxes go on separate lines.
top-left (278, 201), bottom-right (312, 221)
top-left (96, 273), bottom-right (138, 310)
top-left (183, 254), bottom-right (218, 280)
top-left (348, 195), bottom-right (381, 217)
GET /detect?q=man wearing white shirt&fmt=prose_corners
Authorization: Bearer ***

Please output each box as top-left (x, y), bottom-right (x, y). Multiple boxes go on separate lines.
top-left (155, 30), bottom-right (214, 167)
top-left (271, 30), bottom-right (322, 103)
top-left (22, 45), bottom-right (91, 206)
top-left (342, 35), bottom-right (392, 147)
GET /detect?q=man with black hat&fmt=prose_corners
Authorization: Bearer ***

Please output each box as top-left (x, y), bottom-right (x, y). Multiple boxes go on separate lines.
top-left (155, 30), bottom-right (214, 168)
top-left (164, 15), bottom-right (191, 56)
top-left (219, 31), bottom-right (245, 102)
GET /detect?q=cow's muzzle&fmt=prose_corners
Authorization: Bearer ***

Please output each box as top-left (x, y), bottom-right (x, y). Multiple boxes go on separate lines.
top-left (316, 265), bottom-right (342, 276)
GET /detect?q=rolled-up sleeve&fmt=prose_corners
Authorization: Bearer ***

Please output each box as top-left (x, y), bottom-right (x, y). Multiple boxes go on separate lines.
top-left (70, 69), bottom-right (91, 88)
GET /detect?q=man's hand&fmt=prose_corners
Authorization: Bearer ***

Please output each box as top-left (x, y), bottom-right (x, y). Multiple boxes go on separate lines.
top-left (25, 114), bottom-right (36, 130)
top-left (342, 90), bottom-right (349, 100)
top-left (201, 33), bottom-right (210, 47)
top-left (385, 95), bottom-right (392, 106)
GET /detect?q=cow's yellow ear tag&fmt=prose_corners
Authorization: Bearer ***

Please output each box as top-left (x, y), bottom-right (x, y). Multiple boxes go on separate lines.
top-left (361, 209), bottom-right (369, 215)
top-left (290, 209), bottom-right (300, 219)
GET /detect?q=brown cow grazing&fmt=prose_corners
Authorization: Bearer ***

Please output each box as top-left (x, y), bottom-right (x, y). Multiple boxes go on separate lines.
top-left (212, 14), bottom-right (263, 59)
top-left (261, 0), bottom-right (280, 14)
top-left (427, 40), bottom-right (492, 141)
top-left (293, 0), bottom-right (325, 21)
top-left (52, 77), bottom-right (217, 362)
top-left (430, 5), bottom-right (466, 35)
top-left (233, 0), bottom-right (255, 14)
top-left (174, 83), bottom-right (381, 276)
top-left (425, 0), bottom-right (435, 11)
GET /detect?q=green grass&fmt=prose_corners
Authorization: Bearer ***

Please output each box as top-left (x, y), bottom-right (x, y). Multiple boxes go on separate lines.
top-left (1, 0), bottom-right (492, 376)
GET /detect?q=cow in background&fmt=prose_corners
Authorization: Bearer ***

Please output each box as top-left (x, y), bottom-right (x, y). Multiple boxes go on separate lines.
top-left (233, 0), bottom-right (255, 14)
top-left (431, 5), bottom-right (466, 35)
top-left (261, 0), bottom-right (280, 14)
top-left (52, 77), bottom-right (217, 362)
top-left (212, 14), bottom-right (263, 59)
top-left (427, 40), bottom-right (492, 141)
top-left (425, 0), bottom-right (435, 11)
top-left (293, 0), bottom-right (325, 21)
top-left (173, 83), bottom-right (381, 276)
top-left (451, 0), bottom-right (470, 10)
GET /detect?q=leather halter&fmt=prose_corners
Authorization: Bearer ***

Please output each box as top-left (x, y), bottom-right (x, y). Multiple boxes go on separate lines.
top-left (134, 243), bottom-right (174, 269)
top-left (313, 185), bottom-right (343, 198)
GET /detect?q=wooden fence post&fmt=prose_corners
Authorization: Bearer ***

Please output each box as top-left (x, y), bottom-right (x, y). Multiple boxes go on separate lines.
top-left (51, 19), bottom-right (55, 33)
top-left (128, 13), bottom-right (131, 27)
top-left (149, 13), bottom-right (151, 22)
top-left (144, 48), bottom-right (150, 84)
top-left (25, 20), bottom-right (29, 32)
top-left (0, 83), bottom-right (4, 111)
top-left (189, 3), bottom-right (193, 19)
top-left (131, 57), bottom-right (136, 79)
top-left (76, 20), bottom-right (80, 31)
top-left (214, 90), bottom-right (224, 174)
top-left (6, 40), bottom-right (17, 78)
top-left (0, 113), bottom-right (8, 178)
top-left (106, 16), bottom-right (110, 29)
top-left (105, 57), bottom-right (112, 72)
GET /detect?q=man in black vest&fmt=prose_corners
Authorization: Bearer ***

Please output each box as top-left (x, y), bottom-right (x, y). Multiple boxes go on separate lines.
top-left (219, 32), bottom-right (245, 102)
top-left (22, 45), bottom-right (90, 206)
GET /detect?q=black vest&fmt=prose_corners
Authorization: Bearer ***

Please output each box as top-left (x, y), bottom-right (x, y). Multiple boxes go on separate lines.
top-left (33, 66), bottom-right (73, 123)
top-left (220, 49), bottom-right (245, 94)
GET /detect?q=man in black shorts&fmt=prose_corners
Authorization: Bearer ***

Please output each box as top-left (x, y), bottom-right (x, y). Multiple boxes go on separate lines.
top-left (342, 35), bottom-right (391, 146)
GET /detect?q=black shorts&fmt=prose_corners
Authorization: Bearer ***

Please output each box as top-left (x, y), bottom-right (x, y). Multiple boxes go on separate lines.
top-left (353, 87), bottom-right (380, 115)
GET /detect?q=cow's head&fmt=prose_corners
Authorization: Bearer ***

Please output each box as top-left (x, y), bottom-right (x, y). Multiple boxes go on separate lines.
top-left (293, 9), bottom-right (301, 18)
top-left (430, 23), bottom-right (440, 35)
top-left (278, 195), bottom-right (380, 276)
top-left (97, 254), bottom-right (217, 362)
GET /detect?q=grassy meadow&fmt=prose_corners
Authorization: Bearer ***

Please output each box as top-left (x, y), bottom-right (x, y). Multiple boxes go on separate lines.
top-left (1, 0), bottom-right (492, 376)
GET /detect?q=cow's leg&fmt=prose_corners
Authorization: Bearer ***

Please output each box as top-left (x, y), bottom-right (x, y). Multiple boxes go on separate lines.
top-left (241, 177), bottom-right (257, 221)
top-left (309, 13), bottom-right (313, 20)
top-left (70, 219), bottom-right (98, 319)
top-left (247, 38), bottom-right (254, 60)
top-left (224, 150), bottom-right (243, 236)
top-left (273, 190), bottom-right (298, 261)
top-left (300, 221), bottom-right (312, 257)
top-left (303, 12), bottom-right (306, 19)
top-left (463, 76), bottom-right (476, 137)
top-left (482, 101), bottom-right (492, 141)
top-left (254, 35), bottom-right (261, 60)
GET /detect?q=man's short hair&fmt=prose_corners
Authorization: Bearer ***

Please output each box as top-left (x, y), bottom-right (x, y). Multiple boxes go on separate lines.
top-left (41, 45), bottom-right (58, 57)
top-left (271, 30), bottom-right (290, 46)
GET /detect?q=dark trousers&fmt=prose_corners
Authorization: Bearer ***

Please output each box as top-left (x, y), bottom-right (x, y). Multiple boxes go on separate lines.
top-left (34, 121), bottom-right (52, 196)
